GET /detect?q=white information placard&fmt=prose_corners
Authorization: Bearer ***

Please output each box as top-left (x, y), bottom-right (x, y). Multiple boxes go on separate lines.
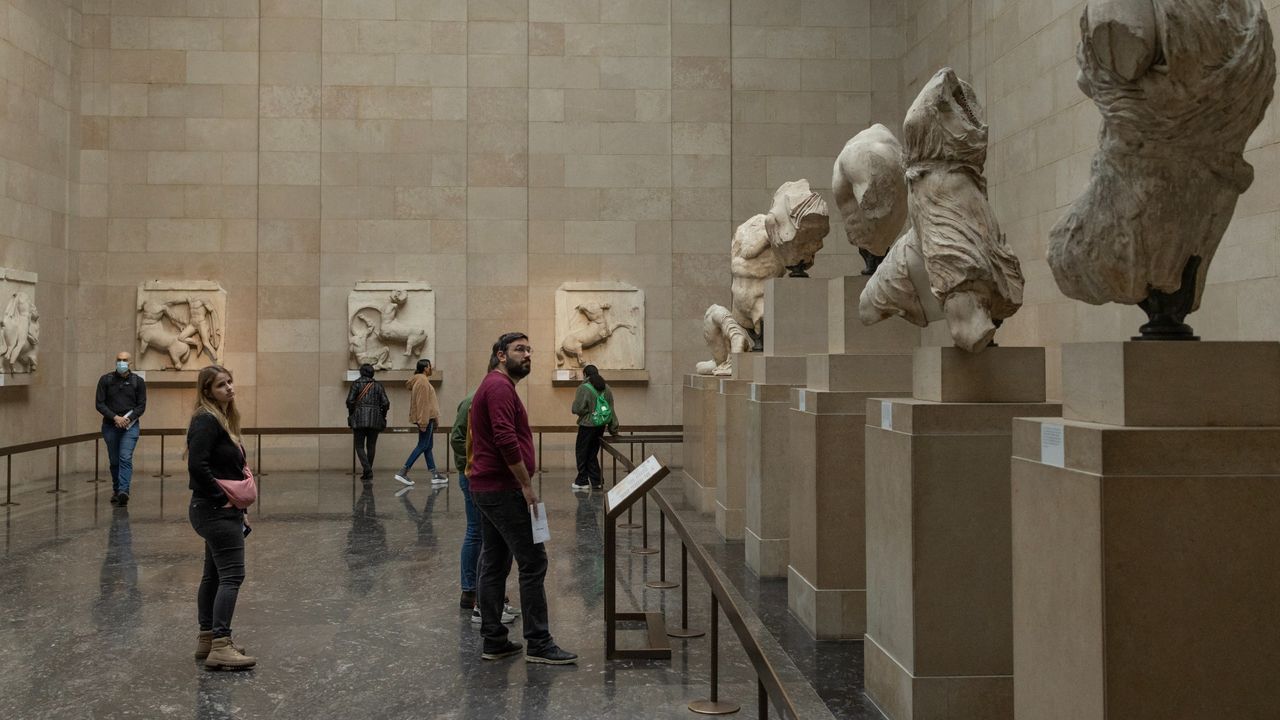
top-left (749, 384), bottom-right (759, 402)
top-left (798, 391), bottom-right (807, 412)
top-left (530, 503), bottom-right (550, 544)
top-left (1040, 423), bottom-right (1065, 467)
top-left (880, 402), bottom-right (892, 430)
top-left (606, 456), bottom-right (664, 515)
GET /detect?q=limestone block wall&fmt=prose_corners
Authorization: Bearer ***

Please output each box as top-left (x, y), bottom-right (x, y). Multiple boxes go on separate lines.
top-left (0, 0), bottom-right (80, 482)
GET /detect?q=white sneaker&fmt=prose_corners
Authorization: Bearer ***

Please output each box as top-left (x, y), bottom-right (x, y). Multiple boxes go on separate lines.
top-left (394, 485), bottom-right (413, 498)
top-left (472, 606), bottom-right (517, 625)
top-left (394, 473), bottom-right (414, 486)
top-left (430, 472), bottom-right (449, 485)
top-left (570, 481), bottom-right (589, 491)
top-left (504, 603), bottom-right (521, 617)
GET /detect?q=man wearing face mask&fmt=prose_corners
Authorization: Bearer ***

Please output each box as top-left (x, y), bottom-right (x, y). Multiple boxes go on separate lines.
top-left (95, 351), bottom-right (147, 506)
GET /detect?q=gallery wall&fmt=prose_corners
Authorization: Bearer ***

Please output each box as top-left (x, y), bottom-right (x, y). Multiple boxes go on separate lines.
top-left (1, 0), bottom-right (1278, 481)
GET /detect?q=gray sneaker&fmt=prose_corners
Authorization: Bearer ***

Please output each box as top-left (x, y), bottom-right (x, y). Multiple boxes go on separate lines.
top-left (525, 645), bottom-right (577, 665)
top-left (472, 606), bottom-right (517, 625)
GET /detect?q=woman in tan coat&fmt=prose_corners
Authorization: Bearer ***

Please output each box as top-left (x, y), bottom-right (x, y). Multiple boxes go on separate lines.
top-left (395, 359), bottom-right (445, 486)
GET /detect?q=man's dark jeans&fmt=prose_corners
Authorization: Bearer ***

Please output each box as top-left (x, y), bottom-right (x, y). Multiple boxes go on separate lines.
top-left (473, 488), bottom-right (552, 654)
top-left (189, 498), bottom-right (246, 638)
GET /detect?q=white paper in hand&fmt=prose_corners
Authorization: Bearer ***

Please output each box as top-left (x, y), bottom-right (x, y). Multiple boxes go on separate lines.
top-left (530, 502), bottom-right (550, 544)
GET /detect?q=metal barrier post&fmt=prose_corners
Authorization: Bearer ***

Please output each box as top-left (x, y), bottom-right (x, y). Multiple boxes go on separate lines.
top-left (47, 446), bottom-right (66, 494)
top-left (537, 432), bottom-right (542, 475)
top-left (618, 452), bottom-right (639, 529)
top-left (667, 543), bottom-right (703, 639)
top-left (645, 510), bottom-right (677, 589)
top-left (688, 594), bottom-right (740, 715)
top-left (1, 455), bottom-right (16, 507)
top-left (759, 680), bottom-right (768, 720)
top-left (256, 433), bottom-right (267, 477)
top-left (631, 493), bottom-right (657, 555)
top-left (89, 438), bottom-right (104, 483)
top-left (152, 434), bottom-right (172, 478)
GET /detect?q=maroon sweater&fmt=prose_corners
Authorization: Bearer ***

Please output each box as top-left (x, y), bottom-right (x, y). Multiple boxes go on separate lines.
top-left (466, 370), bottom-right (537, 492)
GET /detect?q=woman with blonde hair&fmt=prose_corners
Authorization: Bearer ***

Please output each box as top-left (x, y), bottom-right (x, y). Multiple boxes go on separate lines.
top-left (186, 365), bottom-right (256, 670)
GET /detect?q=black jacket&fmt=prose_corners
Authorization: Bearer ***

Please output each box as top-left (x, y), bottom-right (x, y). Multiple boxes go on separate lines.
top-left (186, 410), bottom-right (246, 502)
top-left (96, 372), bottom-right (146, 423)
top-left (346, 379), bottom-right (390, 430)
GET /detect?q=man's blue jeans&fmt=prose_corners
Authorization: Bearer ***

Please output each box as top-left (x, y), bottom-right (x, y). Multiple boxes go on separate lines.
top-left (458, 472), bottom-right (482, 593)
top-left (401, 421), bottom-right (437, 472)
top-left (102, 422), bottom-right (140, 495)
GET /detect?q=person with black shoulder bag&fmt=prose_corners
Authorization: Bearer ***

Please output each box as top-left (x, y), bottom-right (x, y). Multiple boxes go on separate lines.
top-left (346, 363), bottom-right (390, 481)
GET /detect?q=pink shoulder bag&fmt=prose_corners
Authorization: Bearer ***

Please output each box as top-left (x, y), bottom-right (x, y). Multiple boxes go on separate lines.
top-left (215, 447), bottom-right (257, 509)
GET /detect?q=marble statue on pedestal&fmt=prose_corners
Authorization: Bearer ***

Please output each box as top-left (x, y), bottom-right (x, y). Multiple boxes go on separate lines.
top-left (136, 281), bottom-right (227, 372)
top-left (731, 179), bottom-right (830, 349)
top-left (1048, 0), bottom-right (1275, 339)
top-left (695, 304), bottom-right (753, 376)
top-left (859, 68), bottom-right (1024, 353)
top-left (348, 283), bottom-right (433, 371)
top-left (833, 124), bottom-right (909, 275)
top-left (554, 282), bottom-right (645, 371)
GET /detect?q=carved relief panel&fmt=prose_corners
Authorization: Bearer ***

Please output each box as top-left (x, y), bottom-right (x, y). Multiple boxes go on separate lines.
top-left (555, 282), bottom-right (644, 371)
top-left (0, 268), bottom-right (39, 381)
top-left (135, 281), bottom-right (227, 373)
top-left (348, 281), bottom-right (434, 371)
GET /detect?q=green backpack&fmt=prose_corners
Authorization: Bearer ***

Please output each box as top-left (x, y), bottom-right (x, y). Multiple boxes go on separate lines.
top-left (588, 384), bottom-right (613, 427)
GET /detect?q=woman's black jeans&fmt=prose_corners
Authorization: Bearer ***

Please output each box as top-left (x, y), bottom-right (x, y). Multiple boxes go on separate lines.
top-left (190, 497), bottom-right (246, 638)
top-left (353, 428), bottom-right (380, 477)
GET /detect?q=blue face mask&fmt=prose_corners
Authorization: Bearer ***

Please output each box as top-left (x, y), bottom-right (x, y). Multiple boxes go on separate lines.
top-left (116, 361), bottom-right (129, 375)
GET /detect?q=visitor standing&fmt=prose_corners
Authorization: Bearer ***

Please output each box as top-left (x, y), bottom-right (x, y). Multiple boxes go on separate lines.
top-left (186, 365), bottom-right (255, 670)
top-left (346, 364), bottom-right (389, 481)
top-left (569, 364), bottom-right (619, 491)
top-left (395, 359), bottom-right (445, 486)
top-left (468, 332), bottom-right (577, 665)
top-left (95, 351), bottom-right (146, 507)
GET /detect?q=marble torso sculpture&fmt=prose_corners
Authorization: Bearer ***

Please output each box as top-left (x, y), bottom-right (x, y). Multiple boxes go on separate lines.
top-left (731, 179), bottom-right (830, 348)
top-left (349, 289), bottom-right (429, 370)
top-left (833, 124), bottom-right (909, 274)
top-left (556, 302), bottom-right (635, 369)
top-left (0, 291), bottom-right (39, 373)
top-left (137, 297), bottom-right (222, 369)
top-left (695, 304), bottom-right (753, 376)
top-left (1048, 0), bottom-right (1275, 339)
top-left (859, 68), bottom-right (1024, 353)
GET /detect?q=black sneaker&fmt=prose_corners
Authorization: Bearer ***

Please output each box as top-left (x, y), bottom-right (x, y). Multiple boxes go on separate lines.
top-left (109, 493), bottom-right (120, 506)
top-left (525, 645), bottom-right (577, 665)
top-left (459, 590), bottom-right (476, 609)
top-left (481, 641), bottom-right (523, 660)
top-left (117, 493), bottom-right (129, 507)
top-left (590, 483), bottom-right (603, 491)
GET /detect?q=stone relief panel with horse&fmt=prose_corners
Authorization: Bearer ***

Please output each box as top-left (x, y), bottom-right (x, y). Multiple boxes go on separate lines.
top-left (554, 282), bottom-right (644, 371)
top-left (135, 281), bottom-right (227, 372)
top-left (347, 281), bottom-right (434, 371)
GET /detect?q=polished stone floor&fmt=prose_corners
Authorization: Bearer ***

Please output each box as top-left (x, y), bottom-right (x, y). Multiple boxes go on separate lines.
top-left (0, 468), bottom-right (880, 719)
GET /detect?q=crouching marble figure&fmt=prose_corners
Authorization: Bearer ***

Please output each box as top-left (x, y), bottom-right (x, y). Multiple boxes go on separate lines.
top-left (859, 68), bottom-right (1024, 353)
top-left (731, 179), bottom-right (830, 350)
top-left (832, 124), bottom-right (909, 275)
top-left (1048, 0), bottom-right (1275, 339)
top-left (0, 268), bottom-right (39, 375)
top-left (695, 305), bottom-right (753, 376)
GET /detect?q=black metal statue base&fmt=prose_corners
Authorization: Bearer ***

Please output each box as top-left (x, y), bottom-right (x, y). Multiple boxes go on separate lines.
top-left (1133, 256), bottom-right (1201, 342)
top-left (859, 248), bottom-right (884, 276)
top-left (785, 262), bottom-right (812, 278)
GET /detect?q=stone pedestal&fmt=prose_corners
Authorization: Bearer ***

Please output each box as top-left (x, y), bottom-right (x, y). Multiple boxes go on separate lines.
top-left (764, 276), bottom-right (828, 356)
top-left (787, 276), bottom-right (918, 640)
top-left (743, 352), bottom-right (805, 577)
top-left (1011, 342), bottom-right (1280, 720)
top-left (715, 376), bottom-right (751, 540)
top-left (864, 347), bottom-right (1059, 720)
top-left (828, 275), bottom-right (919, 354)
top-left (681, 374), bottom-right (720, 513)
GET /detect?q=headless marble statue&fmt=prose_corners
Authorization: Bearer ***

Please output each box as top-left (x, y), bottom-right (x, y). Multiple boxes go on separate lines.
top-left (832, 124), bottom-right (909, 275)
top-left (695, 304), bottom-right (754, 376)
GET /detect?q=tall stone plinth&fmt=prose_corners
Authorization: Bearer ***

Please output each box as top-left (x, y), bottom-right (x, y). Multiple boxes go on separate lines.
top-left (681, 374), bottom-right (720, 513)
top-left (743, 354), bottom-right (805, 577)
top-left (787, 277), bottom-right (919, 640)
top-left (1011, 342), bottom-right (1280, 720)
top-left (764, 276), bottom-right (828, 356)
top-left (864, 347), bottom-right (1059, 720)
top-left (715, 376), bottom-right (751, 540)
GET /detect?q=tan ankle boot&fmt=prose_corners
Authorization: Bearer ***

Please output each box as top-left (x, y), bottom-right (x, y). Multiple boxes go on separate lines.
top-left (195, 631), bottom-right (214, 659)
top-left (204, 636), bottom-right (256, 670)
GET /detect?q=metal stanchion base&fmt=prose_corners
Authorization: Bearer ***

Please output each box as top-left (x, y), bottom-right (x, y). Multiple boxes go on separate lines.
top-left (666, 627), bottom-right (705, 639)
top-left (631, 546), bottom-right (659, 555)
top-left (151, 473), bottom-right (173, 478)
top-left (645, 580), bottom-right (678, 590)
top-left (0, 502), bottom-right (19, 507)
top-left (45, 488), bottom-right (67, 494)
top-left (85, 478), bottom-right (106, 483)
top-left (618, 522), bottom-right (641, 529)
top-left (688, 700), bottom-right (740, 715)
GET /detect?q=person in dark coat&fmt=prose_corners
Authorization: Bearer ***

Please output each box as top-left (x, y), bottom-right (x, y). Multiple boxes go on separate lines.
top-left (346, 364), bottom-right (390, 481)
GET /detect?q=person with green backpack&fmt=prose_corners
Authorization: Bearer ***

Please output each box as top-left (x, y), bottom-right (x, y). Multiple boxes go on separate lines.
top-left (570, 365), bottom-right (619, 491)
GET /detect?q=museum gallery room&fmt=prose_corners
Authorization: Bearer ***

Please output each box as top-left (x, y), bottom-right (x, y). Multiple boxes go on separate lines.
top-left (1, 0), bottom-right (1277, 718)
